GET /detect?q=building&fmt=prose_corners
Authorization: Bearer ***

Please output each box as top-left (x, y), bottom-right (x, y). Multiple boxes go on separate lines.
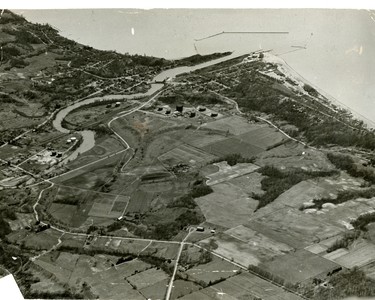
top-left (196, 226), bottom-right (204, 232)
top-left (211, 112), bottom-right (218, 117)
top-left (115, 102), bottom-right (121, 107)
top-left (176, 104), bottom-right (183, 112)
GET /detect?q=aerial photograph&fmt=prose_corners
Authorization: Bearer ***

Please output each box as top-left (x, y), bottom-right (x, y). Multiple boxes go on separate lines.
top-left (1, 5), bottom-right (375, 300)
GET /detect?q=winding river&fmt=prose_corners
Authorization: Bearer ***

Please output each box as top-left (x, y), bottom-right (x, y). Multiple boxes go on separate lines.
top-left (52, 52), bottom-right (243, 162)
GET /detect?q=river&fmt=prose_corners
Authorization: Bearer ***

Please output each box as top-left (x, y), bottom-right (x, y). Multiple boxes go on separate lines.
top-left (54, 52), bottom-right (242, 161)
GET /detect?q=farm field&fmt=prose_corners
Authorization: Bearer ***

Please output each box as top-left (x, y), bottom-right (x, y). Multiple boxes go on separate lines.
top-left (159, 143), bottom-right (217, 167)
top-left (180, 272), bottom-right (304, 300)
top-left (205, 161), bottom-right (259, 186)
top-left (195, 182), bottom-right (258, 228)
top-left (200, 228), bottom-right (293, 267)
top-left (234, 126), bottom-right (286, 150)
top-left (227, 171), bottom-right (264, 195)
top-left (185, 256), bottom-right (240, 285)
top-left (323, 239), bottom-right (375, 269)
top-left (246, 207), bottom-right (345, 249)
top-left (255, 141), bottom-right (336, 171)
top-left (127, 267), bottom-right (169, 290)
top-left (33, 251), bottom-right (156, 299)
top-left (66, 136), bottom-right (124, 169)
top-left (126, 190), bottom-right (155, 214)
top-left (182, 130), bottom-right (227, 148)
top-left (51, 151), bottom-right (124, 188)
top-left (261, 249), bottom-right (340, 284)
top-left (46, 186), bottom-right (129, 227)
top-left (202, 115), bottom-right (261, 135)
top-left (202, 136), bottom-right (264, 158)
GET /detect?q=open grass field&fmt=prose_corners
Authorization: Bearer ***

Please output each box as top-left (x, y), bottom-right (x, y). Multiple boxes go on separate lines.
top-left (9, 228), bottom-right (62, 250)
top-left (200, 227), bottom-right (293, 267)
top-left (170, 279), bottom-right (202, 300)
top-left (225, 225), bottom-right (293, 254)
top-left (52, 151), bottom-right (123, 188)
top-left (138, 278), bottom-right (168, 300)
top-left (255, 141), bottom-right (336, 171)
top-left (127, 267), bottom-right (169, 290)
top-left (33, 251), bottom-right (158, 299)
top-left (180, 272), bottom-right (304, 300)
top-left (88, 194), bottom-right (129, 219)
top-left (261, 249), bottom-right (340, 284)
top-left (126, 190), bottom-right (154, 214)
top-left (8, 213), bottom-right (34, 231)
top-left (228, 172), bottom-right (264, 196)
top-left (202, 136), bottom-right (264, 159)
top-left (324, 239), bottom-right (375, 269)
top-left (125, 111), bottom-right (181, 136)
top-left (182, 130), bottom-right (228, 148)
top-left (67, 136), bottom-right (124, 169)
top-left (360, 260), bottom-right (375, 280)
top-left (234, 126), bottom-right (286, 150)
top-left (206, 162), bottom-right (259, 186)
top-left (186, 256), bottom-right (240, 284)
top-left (159, 143), bottom-right (217, 167)
top-left (202, 116), bottom-right (260, 135)
top-left (46, 185), bottom-right (129, 227)
top-left (90, 237), bottom-right (152, 254)
top-left (247, 207), bottom-right (345, 249)
top-left (195, 182), bottom-right (258, 228)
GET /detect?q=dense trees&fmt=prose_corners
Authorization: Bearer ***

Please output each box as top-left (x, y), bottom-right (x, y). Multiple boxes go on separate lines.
top-left (213, 153), bottom-right (255, 166)
top-left (228, 70), bottom-right (375, 150)
top-left (315, 267), bottom-right (375, 300)
top-left (311, 187), bottom-right (375, 209)
top-left (327, 153), bottom-right (375, 184)
top-left (254, 166), bottom-right (337, 210)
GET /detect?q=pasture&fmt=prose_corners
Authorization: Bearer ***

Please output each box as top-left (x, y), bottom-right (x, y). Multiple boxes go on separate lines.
top-left (261, 249), bottom-right (340, 284)
top-left (247, 207), bottom-right (345, 249)
top-left (205, 162), bottom-right (259, 186)
top-left (186, 256), bottom-right (240, 285)
top-left (195, 182), bottom-right (258, 228)
top-left (127, 267), bottom-right (169, 290)
top-left (202, 136), bottom-right (263, 158)
top-left (159, 143), bottom-right (216, 167)
top-left (234, 126), bottom-right (286, 150)
top-left (180, 272), bottom-right (304, 300)
top-left (324, 239), bottom-right (375, 269)
top-left (66, 136), bottom-right (124, 169)
top-left (202, 115), bottom-right (259, 135)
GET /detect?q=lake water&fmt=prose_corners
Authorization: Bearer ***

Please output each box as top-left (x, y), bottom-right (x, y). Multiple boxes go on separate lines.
top-left (17, 9), bottom-right (375, 126)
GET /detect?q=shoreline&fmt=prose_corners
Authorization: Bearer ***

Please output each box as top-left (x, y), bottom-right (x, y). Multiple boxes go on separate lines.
top-left (268, 53), bottom-right (375, 130)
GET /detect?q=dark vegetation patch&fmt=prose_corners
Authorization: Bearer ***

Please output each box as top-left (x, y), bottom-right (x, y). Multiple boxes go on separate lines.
top-left (212, 153), bottom-right (255, 166)
top-left (310, 187), bottom-right (375, 210)
top-left (315, 267), bottom-right (375, 300)
top-left (53, 196), bottom-right (80, 206)
top-left (175, 52), bottom-right (231, 66)
top-left (227, 68), bottom-right (375, 150)
top-left (352, 212), bottom-right (375, 231)
top-left (254, 166), bottom-right (338, 210)
top-left (327, 230), bottom-right (361, 253)
top-left (327, 153), bottom-right (375, 184)
top-left (158, 92), bottom-right (222, 106)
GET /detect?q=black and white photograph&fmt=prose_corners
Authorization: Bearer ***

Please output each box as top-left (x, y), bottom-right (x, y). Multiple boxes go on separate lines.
top-left (1, 1), bottom-right (375, 299)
